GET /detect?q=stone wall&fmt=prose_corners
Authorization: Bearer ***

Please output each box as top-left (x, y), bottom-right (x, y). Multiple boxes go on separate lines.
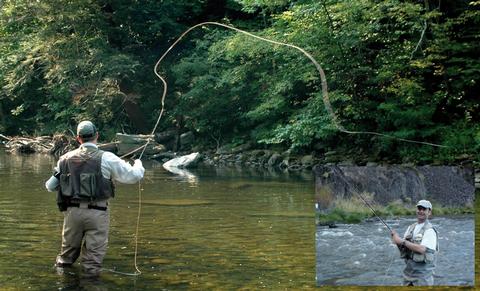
top-left (314, 165), bottom-right (475, 208)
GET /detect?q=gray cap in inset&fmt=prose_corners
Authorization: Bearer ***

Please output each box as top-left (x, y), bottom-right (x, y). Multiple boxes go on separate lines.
top-left (416, 199), bottom-right (432, 210)
top-left (77, 120), bottom-right (97, 138)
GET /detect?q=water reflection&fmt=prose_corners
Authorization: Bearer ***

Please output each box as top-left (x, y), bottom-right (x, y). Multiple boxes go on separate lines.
top-left (163, 164), bottom-right (199, 185)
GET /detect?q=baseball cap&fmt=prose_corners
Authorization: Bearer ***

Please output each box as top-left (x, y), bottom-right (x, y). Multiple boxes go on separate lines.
top-left (77, 120), bottom-right (97, 138)
top-left (416, 199), bottom-right (432, 210)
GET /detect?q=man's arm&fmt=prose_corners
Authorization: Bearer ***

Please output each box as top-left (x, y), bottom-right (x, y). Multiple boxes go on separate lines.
top-left (45, 175), bottom-right (59, 192)
top-left (45, 162), bottom-right (61, 192)
top-left (102, 152), bottom-right (145, 184)
top-left (403, 239), bottom-right (427, 254)
top-left (391, 229), bottom-right (427, 254)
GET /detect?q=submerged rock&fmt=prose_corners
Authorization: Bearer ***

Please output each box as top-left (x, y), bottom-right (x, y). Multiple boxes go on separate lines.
top-left (151, 258), bottom-right (172, 264)
top-left (141, 199), bottom-right (213, 206)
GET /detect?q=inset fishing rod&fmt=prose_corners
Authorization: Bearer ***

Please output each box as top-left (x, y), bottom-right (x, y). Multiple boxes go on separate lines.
top-left (351, 190), bottom-right (392, 232)
top-left (116, 20), bottom-right (444, 276)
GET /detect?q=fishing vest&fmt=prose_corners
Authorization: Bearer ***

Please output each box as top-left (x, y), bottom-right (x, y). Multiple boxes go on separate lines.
top-left (400, 221), bottom-right (438, 278)
top-left (56, 146), bottom-right (114, 210)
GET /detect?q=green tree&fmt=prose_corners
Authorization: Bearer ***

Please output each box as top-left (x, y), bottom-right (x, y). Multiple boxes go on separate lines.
top-left (1, 0), bottom-right (478, 163)
top-left (0, 0), bottom-right (210, 137)
top-left (169, 0), bottom-right (479, 162)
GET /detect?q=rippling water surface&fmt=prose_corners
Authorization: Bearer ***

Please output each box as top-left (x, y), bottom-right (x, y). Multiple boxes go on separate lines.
top-left (0, 150), bottom-right (315, 290)
top-left (316, 215), bottom-right (476, 286)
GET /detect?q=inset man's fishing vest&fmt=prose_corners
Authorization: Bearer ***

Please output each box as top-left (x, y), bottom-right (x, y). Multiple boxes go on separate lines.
top-left (56, 146), bottom-right (114, 211)
top-left (399, 221), bottom-right (438, 278)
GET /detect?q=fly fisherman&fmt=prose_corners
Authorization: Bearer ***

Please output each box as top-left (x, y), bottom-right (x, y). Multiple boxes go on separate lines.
top-left (390, 200), bottom-right (439, 286)
top-left (45, 121), bottom-right (145, 277)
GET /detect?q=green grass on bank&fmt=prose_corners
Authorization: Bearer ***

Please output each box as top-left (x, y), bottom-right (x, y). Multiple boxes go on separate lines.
top-left (316, 194), bottom-right (475, 225)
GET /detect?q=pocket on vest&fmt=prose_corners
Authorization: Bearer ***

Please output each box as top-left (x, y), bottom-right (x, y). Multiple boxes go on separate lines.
top-left (424, 251), bottom-right (434, 263)
top-left (99, 178), bottom-right (115, 198)
top-left (80, 173), bottom-right (97, 198)
top-left (60, 174), bottom-right (73, 196)
top-left (412, 253), bottom-right (425, 263)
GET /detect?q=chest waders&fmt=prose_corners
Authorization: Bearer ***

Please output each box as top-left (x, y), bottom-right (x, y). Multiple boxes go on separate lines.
top-left (56, 147), bottom-right (115, 211)
top-left (399, 221), bottom-right (439, 281)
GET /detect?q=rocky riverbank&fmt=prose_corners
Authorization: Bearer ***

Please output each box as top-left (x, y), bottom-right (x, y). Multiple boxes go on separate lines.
top-left (1, 133), bottom-right (319, 170)
top-left (2, 133), bottom-right (478, 191)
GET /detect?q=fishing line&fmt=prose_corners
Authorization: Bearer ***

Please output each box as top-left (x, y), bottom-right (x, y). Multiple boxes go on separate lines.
top-left (120, 20), bottom-right (447, 277)
top-left (108, 71), bottom-right (161, 276)
top-left (100, 179), bottom-right (143, 276)
top-left (381, 244), bottom-right (399, 285)
top-left (152, 21), bottom-right (448, 148)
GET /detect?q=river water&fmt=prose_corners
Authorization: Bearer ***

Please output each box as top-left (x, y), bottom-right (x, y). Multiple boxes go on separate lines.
top-left (0, 149), bottom-right (315, 290)
top-left (316, 216), bottom-right (476, 286)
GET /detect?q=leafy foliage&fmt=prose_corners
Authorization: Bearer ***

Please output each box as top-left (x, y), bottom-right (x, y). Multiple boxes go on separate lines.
top-left (0, 0), bottom-right (208, 137)
top-left (0, 0), bottom-right (478, 163)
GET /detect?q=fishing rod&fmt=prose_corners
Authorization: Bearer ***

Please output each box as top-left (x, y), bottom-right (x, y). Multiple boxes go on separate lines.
top-left (119, 19), bottom-right (445, 276)
top-left (351, 190), bottom-right (392, 232)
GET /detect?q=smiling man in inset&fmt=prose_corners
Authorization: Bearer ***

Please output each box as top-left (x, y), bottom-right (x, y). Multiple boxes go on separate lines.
top-left (390, 200), bottom-right (439, 286)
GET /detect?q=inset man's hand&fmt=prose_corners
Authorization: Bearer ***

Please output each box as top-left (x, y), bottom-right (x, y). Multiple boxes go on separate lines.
top-left (390, 229), bottom-right (403, 245)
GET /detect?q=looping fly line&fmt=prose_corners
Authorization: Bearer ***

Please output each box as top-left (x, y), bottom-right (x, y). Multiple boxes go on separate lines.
top-left (120, 20), bottom-right (447, 277)
top-left (151, 21), bottom-right (447, 151)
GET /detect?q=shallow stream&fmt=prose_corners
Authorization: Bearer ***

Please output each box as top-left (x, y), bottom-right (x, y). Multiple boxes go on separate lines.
top-left (316, 215), bottom-right (475, 286)
top-left (0, 150), bottom-right (315, 290)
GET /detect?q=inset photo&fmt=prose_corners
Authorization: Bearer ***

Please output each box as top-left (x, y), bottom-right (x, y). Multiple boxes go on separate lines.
top-left (315, 165), bottom-right (475, 286)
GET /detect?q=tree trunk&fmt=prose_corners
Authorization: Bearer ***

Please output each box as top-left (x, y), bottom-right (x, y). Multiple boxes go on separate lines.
top-left (119, 81), bottom-right (149, 134)
top-left (0, 100), bottom-right (6, 132)
top-left (173, 114), bottom-right (184, 151)
top-left (124, 97), bottom-right (149, 134)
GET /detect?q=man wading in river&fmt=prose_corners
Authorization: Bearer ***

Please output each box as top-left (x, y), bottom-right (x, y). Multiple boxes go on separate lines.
top-left (390, 200), bottom-right (439, 286)
top-left (45, 121), bottom-right (144, 277)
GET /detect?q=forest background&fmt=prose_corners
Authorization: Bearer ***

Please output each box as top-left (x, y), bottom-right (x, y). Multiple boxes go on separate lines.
top-left (1, 0), bottom-right (479, 164)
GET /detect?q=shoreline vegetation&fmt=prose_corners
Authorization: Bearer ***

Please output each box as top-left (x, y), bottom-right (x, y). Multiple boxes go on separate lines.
top-left (316, 194), bottom-right (476, 225)
top-left (1, 133), bottom-right (478, 169)
top-left (1, 1), bottom-right (478, 177)
top-left (2, 134), bottom-right (477, 215)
